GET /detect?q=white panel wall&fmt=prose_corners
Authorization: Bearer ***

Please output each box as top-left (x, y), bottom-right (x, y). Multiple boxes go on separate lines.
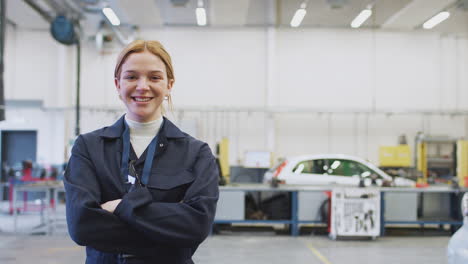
top-left (375, 32), bottom-right (440, 110)
top-left (276, 30), bottom-right (467, 112)
top-left (3, 26), bottom-right (468, 165)
top-left (275, 113), bottom-right (331, 157)
top-left (440, 36), bottom-right (458, 111)
top-left (277, 29), bottom-right (374, 110)
top-left (49, 44), bottom-right (76, 108)
top-left (80, 42), bottom-right (120, 108)
top-left (9, 29), bottom-right (61, 101)
top-left (458, 38), bottom-right (468, 110)
top-left (7, 28), bottom-right (468, 110)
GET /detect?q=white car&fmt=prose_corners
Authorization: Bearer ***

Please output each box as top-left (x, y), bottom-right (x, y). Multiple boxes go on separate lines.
top-left (264, 154), bottom-right (415, 187)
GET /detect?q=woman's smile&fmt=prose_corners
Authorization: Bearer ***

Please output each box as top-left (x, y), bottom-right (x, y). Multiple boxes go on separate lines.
top-left (132, 96), bottom-right (154, 103)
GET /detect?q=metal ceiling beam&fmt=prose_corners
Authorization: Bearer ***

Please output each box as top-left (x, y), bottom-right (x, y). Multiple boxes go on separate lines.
top-left (43, 0), bottom-right (67, 15)
top-left (22, 0), bottom-right (54, 22)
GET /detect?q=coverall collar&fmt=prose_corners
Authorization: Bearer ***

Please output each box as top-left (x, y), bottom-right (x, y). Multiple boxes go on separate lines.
top-left (99, 115), bottom-right (186, 139)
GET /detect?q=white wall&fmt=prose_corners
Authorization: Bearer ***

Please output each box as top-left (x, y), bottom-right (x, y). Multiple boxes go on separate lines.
top-left (7, 30), bottom-right (61, 101)
top-left (0, 108), bottom-right (66, 164)
top-left (276, 29), bottom-right (467, 112)
top-left (3, 26), bottom-right (468, 166)
top-left (276, 29), bottom-right (374, 109)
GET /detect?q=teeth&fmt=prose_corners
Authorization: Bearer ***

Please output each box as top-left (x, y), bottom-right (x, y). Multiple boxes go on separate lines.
top-left (134, 97), bottom-right (151, 102)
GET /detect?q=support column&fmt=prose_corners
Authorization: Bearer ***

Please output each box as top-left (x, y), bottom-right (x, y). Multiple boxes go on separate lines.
top-left (0, 0), bottom-right (6, 121)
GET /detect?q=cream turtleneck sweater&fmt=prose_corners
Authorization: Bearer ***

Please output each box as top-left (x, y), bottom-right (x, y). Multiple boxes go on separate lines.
top-left (124, 115), bottom-right (163, 158)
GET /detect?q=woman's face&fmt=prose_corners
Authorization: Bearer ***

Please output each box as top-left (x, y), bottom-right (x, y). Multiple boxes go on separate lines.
top-left (115, 51), bottom-right (173, 122)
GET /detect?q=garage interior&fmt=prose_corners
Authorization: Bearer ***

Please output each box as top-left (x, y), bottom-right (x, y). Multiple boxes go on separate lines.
top-left (1, 0), bottom-right (468, 263)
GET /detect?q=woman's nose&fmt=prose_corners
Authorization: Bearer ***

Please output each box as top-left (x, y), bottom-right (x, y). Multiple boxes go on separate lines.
top-left (136, 78), bottom-right (150, 90)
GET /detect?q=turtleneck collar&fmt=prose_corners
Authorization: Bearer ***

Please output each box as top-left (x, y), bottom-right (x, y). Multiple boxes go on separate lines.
top-left (124, 115), bottom-right (163, 137)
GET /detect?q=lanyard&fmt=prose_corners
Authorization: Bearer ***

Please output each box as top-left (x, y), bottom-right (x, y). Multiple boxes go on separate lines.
top-left (120, 120), bottom-right (162, 185)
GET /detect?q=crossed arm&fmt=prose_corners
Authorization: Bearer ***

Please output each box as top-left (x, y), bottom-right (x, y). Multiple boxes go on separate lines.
top-left (64, 136), bottom-right (219, 254)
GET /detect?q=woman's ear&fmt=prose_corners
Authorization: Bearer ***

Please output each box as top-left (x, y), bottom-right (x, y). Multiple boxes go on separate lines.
top-left (114, 78), bottom-right (121, 99)
top-left (167, 79), bottom-right (174, 93)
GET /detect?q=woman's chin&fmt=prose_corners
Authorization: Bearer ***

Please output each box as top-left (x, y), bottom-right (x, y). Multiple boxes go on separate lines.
top-left (127, 112), bottom-right (160, 122)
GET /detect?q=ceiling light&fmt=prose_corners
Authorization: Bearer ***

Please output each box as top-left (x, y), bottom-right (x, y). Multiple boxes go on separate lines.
top-left (102, 7), bottom-right (120, 26)
top-left (351, 8), bottom-right (372, 28)
top-left (196, 7), bottom-right (207, 26)
top-left (290, 3), bottom-right (307, 28)
top-left (423, 11), bottom-right (450, 29)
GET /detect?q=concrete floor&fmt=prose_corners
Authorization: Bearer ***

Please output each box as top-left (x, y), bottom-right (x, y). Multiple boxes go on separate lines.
top-left (0, 201), bottom-right (452, 264)
top-left (0, 233), bottom-right (450, 264)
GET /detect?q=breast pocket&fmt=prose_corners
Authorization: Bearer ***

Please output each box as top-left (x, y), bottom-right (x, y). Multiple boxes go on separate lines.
top-left (146, 168), bottom-right (195, 203)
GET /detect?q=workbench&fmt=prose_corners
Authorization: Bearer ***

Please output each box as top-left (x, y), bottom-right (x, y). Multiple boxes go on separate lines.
top-left (215, 184), bottom-right (466, 236)
top-left (10, 182), bottom-right (464, 237)
top-left (11, 181), bottom-right (64, 235)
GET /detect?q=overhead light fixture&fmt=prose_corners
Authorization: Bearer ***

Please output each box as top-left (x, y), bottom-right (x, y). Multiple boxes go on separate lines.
top-left (102, 7), bottom-right (120, 26)
top-left (351, 8), bottom-right (372, 28)
top-left (196, 0), bottom-right (207, 26)
top-left (423, 11), bottom-right (450, 29)
top-left (290, 3), bottom-right (307, 27)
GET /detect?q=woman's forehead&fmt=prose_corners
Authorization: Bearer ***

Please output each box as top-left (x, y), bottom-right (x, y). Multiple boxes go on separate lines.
top-left (122, 51), bottom-right (166, 71)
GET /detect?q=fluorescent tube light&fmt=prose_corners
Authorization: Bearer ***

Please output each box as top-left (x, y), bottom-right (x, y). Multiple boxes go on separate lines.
top-left (351, 9), bottom-right (372, 28)
top-left (196, 7), bottom-right (207, 26)
top-left (423, 11), bottom-right (450, 29)
top-left (102, 7), bottom-right (120, 26)
top-left (290, 8), bottom-right (307, 27)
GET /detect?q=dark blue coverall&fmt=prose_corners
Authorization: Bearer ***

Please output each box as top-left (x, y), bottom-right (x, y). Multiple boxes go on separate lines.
top-left (63, 115), bottom-right (219, 264)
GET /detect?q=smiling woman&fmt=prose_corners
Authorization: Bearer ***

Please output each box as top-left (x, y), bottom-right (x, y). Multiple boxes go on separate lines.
top-left (114, 40), bottom-right (175, 122)
top-left (63, 40), bottom-right (219, 264)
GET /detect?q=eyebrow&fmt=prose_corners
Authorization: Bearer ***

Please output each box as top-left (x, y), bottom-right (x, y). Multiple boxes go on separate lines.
top-left (123, 70), bottom-right (165, 75)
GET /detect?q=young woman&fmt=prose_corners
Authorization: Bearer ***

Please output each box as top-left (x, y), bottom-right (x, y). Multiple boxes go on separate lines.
top-left (64, 40), bottom-right (219, 264)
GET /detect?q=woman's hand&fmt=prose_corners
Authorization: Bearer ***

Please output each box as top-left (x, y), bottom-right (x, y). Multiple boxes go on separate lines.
top-left (101, 199), bottom-right (122, 213)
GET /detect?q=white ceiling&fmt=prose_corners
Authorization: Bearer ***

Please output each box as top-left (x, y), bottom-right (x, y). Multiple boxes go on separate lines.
top-left (5, 0), bottom-right (468, 34)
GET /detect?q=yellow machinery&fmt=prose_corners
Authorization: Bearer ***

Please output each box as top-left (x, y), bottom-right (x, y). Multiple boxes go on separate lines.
top-left (379, 145), bottom-right (412, 168)
top-left (416, 141), bottom-right (427, 184)
top-left (457, 140), bottom-right (468, 187)
top-left (415, 134), bottom-right (458, 185)
top-left (218, 138), bottom-right (230, 184)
